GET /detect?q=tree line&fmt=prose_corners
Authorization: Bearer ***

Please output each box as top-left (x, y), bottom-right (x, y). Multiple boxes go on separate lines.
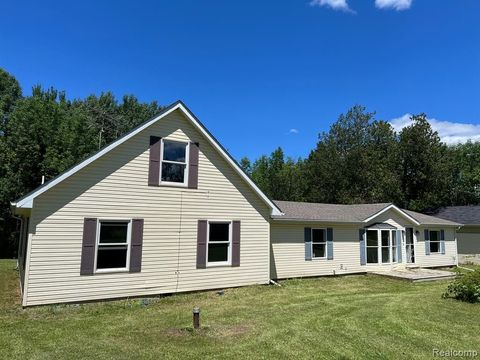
top-left (240, 106), bottom-right (480, 212)
top-left (0, 69), bottom-right (162, 257)
top-left (1, 67), bottom-right (479, 257)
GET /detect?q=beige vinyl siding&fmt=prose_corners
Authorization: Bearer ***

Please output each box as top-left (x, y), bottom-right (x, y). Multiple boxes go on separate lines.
top-left (366, 210), bottom-right (409, 229)
top-left (24, 109), bottom-right (270, 306)
top-left (270, 222), bottom-right (364, 279)
top-left (366, 209), bottom-right (457, 268)
top-left (271, 208), bottom-right (459, 279)
top-left (415, 227), bottom-right (457, 267)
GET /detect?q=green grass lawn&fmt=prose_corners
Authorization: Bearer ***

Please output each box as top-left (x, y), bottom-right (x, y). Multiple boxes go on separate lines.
top-left (1, 260), bottom-right (479, 360)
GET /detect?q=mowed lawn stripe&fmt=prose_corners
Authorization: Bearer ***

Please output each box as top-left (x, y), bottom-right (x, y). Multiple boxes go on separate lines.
top-left (1, 260), bottom-right (479, 360)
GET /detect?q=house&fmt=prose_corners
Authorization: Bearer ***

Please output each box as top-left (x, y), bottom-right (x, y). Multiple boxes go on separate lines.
top-left (12, 101), bottom-right (460, 307)
top-left (271, 201), bottom-right (459, 279)
top-left (432, 206), bottom-right (480, 264)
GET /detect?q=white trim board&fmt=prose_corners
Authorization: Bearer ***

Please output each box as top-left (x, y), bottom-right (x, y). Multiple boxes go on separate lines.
top-left (363, 204), bottom-right (420, 226)
top-left (11, 101), bottom-right (283, 216)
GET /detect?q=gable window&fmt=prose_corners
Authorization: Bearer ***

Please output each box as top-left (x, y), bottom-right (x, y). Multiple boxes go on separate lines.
top-left (96, 221), bottom-right (131, 271)
top-left (429, 230), bottom-right (440, 253)
top-left (207, 222), bottom-right (231, 265)
top-left (160, 140), bottom-right (189, 185)
top-left (312, 229), bottom-right (326, 258)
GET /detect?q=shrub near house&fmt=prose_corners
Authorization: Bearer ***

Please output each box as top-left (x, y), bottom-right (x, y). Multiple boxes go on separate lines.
top-left (444, 270), bottom-right (480, 303)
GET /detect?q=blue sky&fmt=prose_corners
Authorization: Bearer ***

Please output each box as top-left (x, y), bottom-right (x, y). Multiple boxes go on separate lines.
top-left (1, 0), bottom-right (479, 160)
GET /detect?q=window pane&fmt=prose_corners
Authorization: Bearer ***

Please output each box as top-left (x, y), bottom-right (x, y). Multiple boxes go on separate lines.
top-left (99, 222), bottom-right (128, 244)
top-left (312, 244), bottom-right (326, 258)
top-left (430, 231), bottom-right (438, 242)
top-left (208, 243), bottom-right (229, 262)
top-left (367, 247), bottom-right (378, 264)
top-left (392, 247), bottom-right (397, 262)
top-left (312, 229), bottom-right (325, 242)
top-left (163, 140), bottom-right (186, 162)
top-left (367, 231), bottom-right (378, 246)
top-left (209, 223), bottom-right (230, 242)
top-left (430, 241), bottom-right (440, 253)
top-left (161, 162), bottom-right (186, 183)
top-left (97, 247), bottom-right (128, 269)
top-left (406, 229), bottom-right (413, 245)
top-left (391, 231), bottom-right (397, 246)
top-left (381, 231), bottom-right (389, 247)
top-left (382, 247), bottom-right (390, 263)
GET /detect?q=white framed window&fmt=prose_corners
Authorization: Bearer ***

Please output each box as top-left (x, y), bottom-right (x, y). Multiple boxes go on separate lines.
top-left (160, 139), bottom-right (189, 186)
top-left (366, 229), bottom-right (379, 264)
top-left (311, 228), bottom-right (327, 259)
top-left (429, 230), bottom-right (441, 253)
top-left (206, 221), bottom-right (231, 266)
top-left (366, 228), bottom-right (403, 264)
top-left (95, 220), bottom-right (131, 273)
top-left (380, 230), bottom-right (390, 263)
top-left (391, 230), bottom-right (398, 263)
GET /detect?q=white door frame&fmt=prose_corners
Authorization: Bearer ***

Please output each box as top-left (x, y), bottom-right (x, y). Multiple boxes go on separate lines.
top-left (405, 228), bottom-right (416, 264)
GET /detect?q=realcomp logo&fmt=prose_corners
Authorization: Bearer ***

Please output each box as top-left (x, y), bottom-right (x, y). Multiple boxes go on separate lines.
top-left (433, 349), bottom-right (478, 358)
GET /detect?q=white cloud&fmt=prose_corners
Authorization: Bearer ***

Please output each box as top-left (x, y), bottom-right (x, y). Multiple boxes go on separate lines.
top-left (289, 128), bottom-right (300, 134)
top-left (375, 0), bottom-right (412, 10)
top-left (309, 0), bottom-right (355, 13)
top-left (389, 114), bottom-right (480, 145)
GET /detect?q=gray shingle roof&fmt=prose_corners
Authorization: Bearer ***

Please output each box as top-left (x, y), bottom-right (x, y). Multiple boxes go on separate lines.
top-left (403, 209), bottom-right (460, 226)
top-left (273, 201), bottom-right (391, 222)
top-left (432, 206), bottom-right (480, 225)
top-left (273, 200), bottom-right (460, 226)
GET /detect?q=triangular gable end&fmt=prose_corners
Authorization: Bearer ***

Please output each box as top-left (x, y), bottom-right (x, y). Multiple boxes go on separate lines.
top-left (363, 204), bottom-right (420, 226)
top-left (11, 100), bottom-right (283, 216)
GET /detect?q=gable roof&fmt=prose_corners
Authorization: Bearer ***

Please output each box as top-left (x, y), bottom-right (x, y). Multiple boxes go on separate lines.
top-left (272, 200), bottom-right (460, 226)
top-left (11, 100), bottom-right (283, 216)
top-left (431, 206), bottom-right (480, 225)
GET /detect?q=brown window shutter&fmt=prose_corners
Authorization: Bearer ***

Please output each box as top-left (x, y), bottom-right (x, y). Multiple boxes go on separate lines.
top-left (188, 142), bottom-right (199, 189)
top-left (80, 218), bottom-right (97, 275)
top-left (148, 136), bottom-right (161, 186)
top-left (130, 219), bottom-right (144, 273)
top-left (196, 220), bottom-right (207, 269)
top-left (232, 220), bottom-right (241, 267)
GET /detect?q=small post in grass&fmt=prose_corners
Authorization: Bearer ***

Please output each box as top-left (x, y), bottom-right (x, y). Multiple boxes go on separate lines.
top-left (193, 306), bottom-right (200, 329)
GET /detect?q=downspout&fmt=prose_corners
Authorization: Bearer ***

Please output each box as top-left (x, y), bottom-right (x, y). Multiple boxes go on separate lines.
top-left (269, 279), bottom-right (281, 287)
top-left (455, 226), bottom-right (461, 268)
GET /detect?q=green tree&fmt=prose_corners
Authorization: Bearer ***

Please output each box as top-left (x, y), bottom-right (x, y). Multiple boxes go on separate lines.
top-left (398, 114), bottom-right (453, 211)
top-left (365, 120), bottom-right (402, 203)
top-left (449, 141), bottom-right (480, 205)
top-left (0, 69), bottom-right (162, 258)
top-left (250, 148), bottom-right (306, 201)
top-left (306, 105), bottom-right (378, 203)
top-left (0, 68), bottom-right (22, 133)
top-left (0, 69), bottom-right (22, 257)
top-left (251, 155), bottom-right (271, 196)
top-left (239, 157), bottom-right (251, 176)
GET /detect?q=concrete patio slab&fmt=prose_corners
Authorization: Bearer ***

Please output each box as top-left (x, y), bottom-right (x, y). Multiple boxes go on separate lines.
top-left (369, 268), bottom-right (457, 282)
